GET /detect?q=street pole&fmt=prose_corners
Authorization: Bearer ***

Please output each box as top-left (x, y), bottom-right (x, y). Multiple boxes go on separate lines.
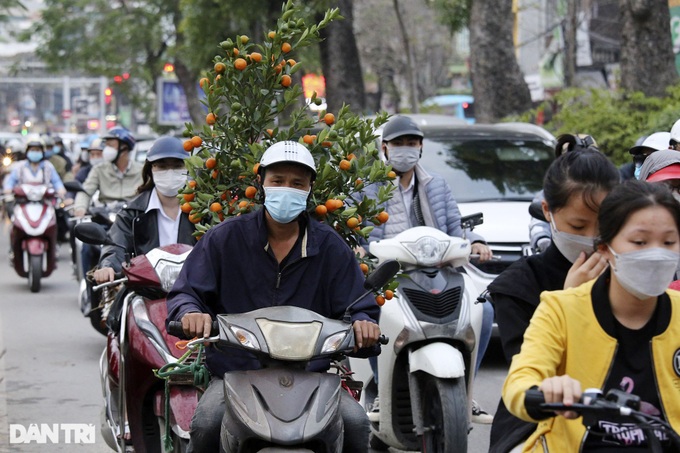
top-left (565, 0), bottom-right (578, 87)
top-left (63, 76), bottom-right (71, 132)
top-left (99, 76), bottom-right (107, 135)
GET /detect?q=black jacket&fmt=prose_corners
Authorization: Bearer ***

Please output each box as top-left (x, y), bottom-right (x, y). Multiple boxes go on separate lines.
top-left (99, 189), bottom-right (196, 272)
top-left (486, 243), bottom-right (572, 453)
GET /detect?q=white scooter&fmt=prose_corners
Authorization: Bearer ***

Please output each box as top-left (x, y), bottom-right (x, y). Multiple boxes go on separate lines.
top-left (350, 214), bottom-right (487, 452)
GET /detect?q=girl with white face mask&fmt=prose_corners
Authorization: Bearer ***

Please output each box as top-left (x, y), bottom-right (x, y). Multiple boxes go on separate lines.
top-left (487, 149), bottom-right (621, 452)
top-left (503, 180), bottom-right (680, 452)
top-left (92, 136), bottom-right (196, 285)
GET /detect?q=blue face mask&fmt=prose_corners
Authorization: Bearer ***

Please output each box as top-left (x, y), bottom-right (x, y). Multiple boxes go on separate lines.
top-left (52, 145), bottom-right (60, 154)
top-left (43, 149), bottom-right (54, 158)
top-left (263, 186), bottom-right (309, 224)
top-left (27, 151), bottom-right (43, 163)
top-left (634, 163), bottom-right (642, 180)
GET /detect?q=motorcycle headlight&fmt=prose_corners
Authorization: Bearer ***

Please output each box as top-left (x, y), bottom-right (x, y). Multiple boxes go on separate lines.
top-left (256, 319), bottom-right (322, 360)
top-left (155, 260), bottom-right (184, 292)
top-left (321, 331), bottom-right (348, 354)
top-left (2, 156), bottom-right (11, 167)
top-left (403, 236), bottom-right (450, 266)
top-left (108, 212), bottom-right (117, 224)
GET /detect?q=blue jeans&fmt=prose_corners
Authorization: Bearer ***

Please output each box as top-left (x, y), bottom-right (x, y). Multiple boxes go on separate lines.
top-left (188, 376), bottom-right (369, 453)
top-left (475, 301), bottom-right (494, 374)
top-left (369, 301), bottom-right (494, 382)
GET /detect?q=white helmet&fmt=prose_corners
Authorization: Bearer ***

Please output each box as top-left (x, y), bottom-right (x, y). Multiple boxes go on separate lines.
top-left (260, 141), bottom-right (316, 178)
top-left (629, 132), bottom-right (671, 155)
top-left (671, 119), bottom-right (680, 143)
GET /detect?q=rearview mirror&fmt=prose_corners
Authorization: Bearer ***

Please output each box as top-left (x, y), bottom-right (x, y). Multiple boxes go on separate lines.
top-left (74, 222), bottom-right (112, 246)
top-left (528, 200), bottom-right (546, 222)
top-left (461, 212), bottom-right (484, 231)
top-left (364, 259), bottom-right (400, 291)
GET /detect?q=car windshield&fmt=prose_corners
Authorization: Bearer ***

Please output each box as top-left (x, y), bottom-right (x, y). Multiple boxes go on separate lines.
top-left (419, 135), bottom-right (553, 202)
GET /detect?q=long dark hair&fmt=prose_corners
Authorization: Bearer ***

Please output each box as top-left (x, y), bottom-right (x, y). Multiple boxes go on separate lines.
top-left (136, 161), bottom-right (154, 194)
top-left (543, 149), bottom-right (620, 213)
top-left (596, 180), bottom-right (680, 247)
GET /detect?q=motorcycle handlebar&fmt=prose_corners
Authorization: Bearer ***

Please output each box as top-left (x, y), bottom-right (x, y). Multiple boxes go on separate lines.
top-left (167, 320), bottom-right (219, 339)
top-left (525, 387), bottom-right (635, 421)
top-left (167, 320), bottom-right (389, 346)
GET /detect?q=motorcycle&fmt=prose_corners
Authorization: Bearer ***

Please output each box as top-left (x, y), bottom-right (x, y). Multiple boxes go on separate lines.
top-left (74, 222), bottom-right (197, 453)
top-left (350, 213), bottom-right (487, 452)
top-left (70, 199), bottom-right (127, 335)
top-left (6, 181), bottom-right (80, 292)
top-left (525, 387), bottom-right (680, 452)
top-left (166, 259), bottom-right (400, 453)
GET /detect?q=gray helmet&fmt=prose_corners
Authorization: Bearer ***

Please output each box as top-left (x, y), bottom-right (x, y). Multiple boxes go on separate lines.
top-left (147, 136), bottom-right (187, 162)
top-left (381, 115), bottom-right (424, 142)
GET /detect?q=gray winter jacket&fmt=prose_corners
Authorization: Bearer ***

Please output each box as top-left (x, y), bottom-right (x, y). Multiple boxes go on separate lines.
top-left (362, 163), bottom-right (484, 246)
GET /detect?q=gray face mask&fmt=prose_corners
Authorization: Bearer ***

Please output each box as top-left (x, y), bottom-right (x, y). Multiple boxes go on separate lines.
top-left (608, 246), bottom-right (679, 300)
top-left (387, 146), bottom-right (420, 172)
top-left (550, 216), bottom-right (596, 263)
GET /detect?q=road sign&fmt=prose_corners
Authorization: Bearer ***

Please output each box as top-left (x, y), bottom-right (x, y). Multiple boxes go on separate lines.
top-left (61, 109), bottom-right (72, 119)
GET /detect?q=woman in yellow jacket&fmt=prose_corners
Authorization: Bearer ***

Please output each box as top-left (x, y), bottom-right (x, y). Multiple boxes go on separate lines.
top-left (503, 179), bottom-right (680, 452)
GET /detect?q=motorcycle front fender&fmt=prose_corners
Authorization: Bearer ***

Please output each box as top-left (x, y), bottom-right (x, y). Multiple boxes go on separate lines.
top-left (25, 237), bottom-right (46, 255)
top-left (409, 343), bottom-right (465, 378)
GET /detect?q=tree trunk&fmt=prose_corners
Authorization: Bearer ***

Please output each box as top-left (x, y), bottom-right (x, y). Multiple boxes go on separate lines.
top-left (469, 0), bottom-right (532, 123)
top-left (319, 0), bottom-right (366, 114)
top-left (393, 0), bottom-right (419, 113)
top-left (174, 60), bottom-right (203, 127)
top-left (620, 0), bottom-right (677, 97)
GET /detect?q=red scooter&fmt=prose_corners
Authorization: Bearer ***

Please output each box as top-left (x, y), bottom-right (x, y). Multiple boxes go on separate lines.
top-left (8, 183), bottom-right (59, 292)
top-left (74, 222), bottom-right (197, 453)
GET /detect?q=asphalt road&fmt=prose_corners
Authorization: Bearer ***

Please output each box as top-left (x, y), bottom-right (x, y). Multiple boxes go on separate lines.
top-left (0, 216), bottom-right (509, 452)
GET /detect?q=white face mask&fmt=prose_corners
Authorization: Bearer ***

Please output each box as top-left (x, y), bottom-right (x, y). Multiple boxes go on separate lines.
top-left (608, 246), bottom-right (680, 300)
top-left (80, 150), bottom-right (90, 163)
top-left (89, 157), bottom-right (104, 167)
top-left (387, 146), bottom-right (420, 172)
top-left (153, 169), bottom-right (188, 197)
top-left (102, 146), bottom-right (118, 163)
top-left (549, 216), bottom-right (596, 263)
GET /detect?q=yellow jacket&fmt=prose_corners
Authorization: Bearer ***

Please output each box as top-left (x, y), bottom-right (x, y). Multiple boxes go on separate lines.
top-left (502, 277), bottom-right (680, 452)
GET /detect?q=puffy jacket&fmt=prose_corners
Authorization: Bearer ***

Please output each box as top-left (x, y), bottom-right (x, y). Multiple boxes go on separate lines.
top-left (503, 274), bottom-right (680, 452)
top-left (99, 189), bottom-right (197, 272)
top-left (362, 163), bottom-right (483, 245)
top-left (73, 161), bottom-right (143, 212)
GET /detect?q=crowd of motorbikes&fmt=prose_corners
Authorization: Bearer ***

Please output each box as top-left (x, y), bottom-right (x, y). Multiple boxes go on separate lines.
top-left (2, 174), bottom-right (676, 451)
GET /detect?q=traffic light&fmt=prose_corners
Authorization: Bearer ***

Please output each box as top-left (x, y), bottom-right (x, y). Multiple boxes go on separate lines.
top-left (104, 87), bottom-right (112, 105)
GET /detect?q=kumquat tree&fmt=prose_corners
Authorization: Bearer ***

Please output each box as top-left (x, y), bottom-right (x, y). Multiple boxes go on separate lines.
top-left (179, 0), bottom-right (398, 304)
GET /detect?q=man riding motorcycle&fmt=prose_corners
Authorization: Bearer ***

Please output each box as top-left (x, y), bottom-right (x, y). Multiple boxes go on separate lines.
top-left (166, 141), bottom-right (380, 453)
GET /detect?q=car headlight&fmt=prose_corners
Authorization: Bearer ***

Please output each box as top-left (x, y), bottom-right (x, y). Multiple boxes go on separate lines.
top-left (256, 319), bottom-right (322, 360)
top-left (403, 236), bottom-right (450, 266)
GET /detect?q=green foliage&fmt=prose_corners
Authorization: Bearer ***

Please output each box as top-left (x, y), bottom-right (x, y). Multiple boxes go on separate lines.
top-left (513, 85), bottom-right (680, 165)
top-left (180, 0), bottom-right (397, 290)
top-left (429, 0), bottom-right (473, 34)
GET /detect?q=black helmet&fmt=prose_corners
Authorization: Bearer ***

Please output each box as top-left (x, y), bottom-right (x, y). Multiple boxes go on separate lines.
top-left (382, 115), bottom-right (424, 142)
top-left (103, 127), bottom-right (136, 151)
